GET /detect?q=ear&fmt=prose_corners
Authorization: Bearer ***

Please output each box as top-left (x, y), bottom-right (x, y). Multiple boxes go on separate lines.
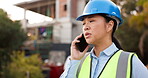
top-left (106, 20), bottom-right (114, 32)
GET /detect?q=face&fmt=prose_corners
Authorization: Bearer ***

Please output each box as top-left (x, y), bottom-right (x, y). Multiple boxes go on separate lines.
top-left (82, 14), bottom-right (113, 45)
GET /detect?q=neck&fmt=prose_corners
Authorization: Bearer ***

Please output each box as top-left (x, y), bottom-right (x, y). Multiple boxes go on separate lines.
top-left (94, 39), bottom-right (112, 57)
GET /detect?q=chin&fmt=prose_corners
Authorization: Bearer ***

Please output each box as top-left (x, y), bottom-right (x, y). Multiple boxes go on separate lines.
top-left (86, 39), bottom-right (93, 44)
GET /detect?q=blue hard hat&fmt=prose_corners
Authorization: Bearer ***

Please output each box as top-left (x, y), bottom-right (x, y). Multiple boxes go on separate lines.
top-left (76, 0), bottom-right (123, 25)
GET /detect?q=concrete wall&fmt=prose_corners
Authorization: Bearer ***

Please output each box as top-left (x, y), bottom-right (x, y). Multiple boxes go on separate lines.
top-left (53, 18), bottom-right (72, 43)
top-left (53, 0), bottom-right (87, 43)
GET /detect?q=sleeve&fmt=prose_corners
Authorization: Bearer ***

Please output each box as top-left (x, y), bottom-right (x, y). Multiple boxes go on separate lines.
top-left (132, 55), bottom-right (148, 78)
top-left (60, 58), bottom-right (81, 78)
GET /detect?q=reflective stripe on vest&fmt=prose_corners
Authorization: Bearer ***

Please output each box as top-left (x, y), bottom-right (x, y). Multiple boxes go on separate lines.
top-left (77, 50), bottom-right (135, 78)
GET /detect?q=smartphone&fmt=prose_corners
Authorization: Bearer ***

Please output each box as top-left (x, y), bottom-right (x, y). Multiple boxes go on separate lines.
top-left (75, 34), bottom-right (88, 52)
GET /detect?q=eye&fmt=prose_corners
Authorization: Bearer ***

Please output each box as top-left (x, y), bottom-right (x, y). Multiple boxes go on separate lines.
top-left (82, 22), bottom-right (86, 25)
top-left (89, 20), bottom-right (95, 23)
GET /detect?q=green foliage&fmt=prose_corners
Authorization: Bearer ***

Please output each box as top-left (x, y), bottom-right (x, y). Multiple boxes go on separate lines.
top-left (143, 2), bottom-right (148, 26)
top-left (0, 9), bottom-right (7, 16)
top-left (117, 0), bottom-right (148, 64)
top-left (129, 14), bottom-right (144, 31)
top-left (0, 8), bottom-right (27, 76)
top-left (3, 51), bottom-right (44, 78)
top-left (114, 0), bottom-right (148, 51)
top-left (116, 18), bottom-right (141, 51)
top-left (129, 1), bottom-right (148, 30)
top-left (137, 0), bottom-right (148, 6)
top-left (122, 0), bottom-right (137, 15)
top-left (0, 9), bottom-right (27, 50)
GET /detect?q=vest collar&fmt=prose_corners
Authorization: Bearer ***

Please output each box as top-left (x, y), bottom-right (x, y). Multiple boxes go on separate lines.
top-left (90, 43), bottom-right (119, 58)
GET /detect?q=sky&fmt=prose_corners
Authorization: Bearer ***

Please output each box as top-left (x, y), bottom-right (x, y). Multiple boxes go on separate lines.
top-left (0, 0), bottom-right (53, 24)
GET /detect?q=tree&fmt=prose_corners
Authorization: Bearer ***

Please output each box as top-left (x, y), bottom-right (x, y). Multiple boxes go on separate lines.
top-left (0, 9), bottom-right (27, 76)
top-left (113, 0), bottom-right (141, 52)
top-left (113, 0), bottom-right (148, 65)
top-left (121, 0), bottom-right (137, 16)
top-left (128, 0), bottom-right (148, 65)
top-left (112, 0), bottom-right (147, 62)
top-left (0, 9), bottom-right (27, 51)
top-left (3, 51), bottom-right (44, 78)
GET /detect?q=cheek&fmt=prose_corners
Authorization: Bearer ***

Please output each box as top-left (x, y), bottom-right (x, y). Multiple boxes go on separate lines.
top-left (82, 26), bottom-right (85, 32)
top-left (91, 24), bottom-right (107, 40)
top-left (92, 24), bottom-right (106, 34)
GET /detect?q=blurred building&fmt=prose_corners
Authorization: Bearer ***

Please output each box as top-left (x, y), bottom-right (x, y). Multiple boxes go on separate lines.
top-left (15, 0), bottom-right (89, 62)
top-left (16, 0), bottom-right (90, 43)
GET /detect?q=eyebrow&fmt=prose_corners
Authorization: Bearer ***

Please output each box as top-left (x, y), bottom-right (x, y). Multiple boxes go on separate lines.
top-left (82, 15), bottom-right (95, 22)
top-left (83, 15), bottom-right (94, 21)
top-left (87, 15), bottom-right (94, 19)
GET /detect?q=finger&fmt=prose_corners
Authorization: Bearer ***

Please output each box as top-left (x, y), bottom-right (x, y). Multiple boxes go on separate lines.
top-left (74, 34), bottom-right (82, 41)
top-left (71, 34), bottom-right (82, 46)
top-left (71, 40), bottom-right (80, 47)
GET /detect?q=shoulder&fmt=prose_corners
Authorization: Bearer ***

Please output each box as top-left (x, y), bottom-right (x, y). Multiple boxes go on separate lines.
top-left (132, 55), bottom-right (148, 78)
top-left (122, 51), bottom-right (148, 78)
top-left (121, 50), bottom-right (143, 66)
top-left (121, 51), bottom-right (137, 60)
top-left (121, 50), bottom-right (146, 70)
top-left (122, 51), bottom-right (148, 77)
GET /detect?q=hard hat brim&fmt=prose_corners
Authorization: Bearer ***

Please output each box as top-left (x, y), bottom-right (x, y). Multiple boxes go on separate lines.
top-left (76, 14), bottom-right (91, 21)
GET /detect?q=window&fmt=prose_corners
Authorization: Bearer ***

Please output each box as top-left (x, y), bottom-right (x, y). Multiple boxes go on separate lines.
top-left (38, 26), bottom-right (53, 40)
top-left (64, 4), bottom-right (67, 11)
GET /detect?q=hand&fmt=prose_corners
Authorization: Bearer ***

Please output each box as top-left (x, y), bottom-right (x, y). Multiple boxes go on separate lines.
top-left (70, 34), bottom-right (89, 60)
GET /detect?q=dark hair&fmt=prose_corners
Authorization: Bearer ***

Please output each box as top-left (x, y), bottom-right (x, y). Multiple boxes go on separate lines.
top-left (99, 14), bottom-right (123, 50)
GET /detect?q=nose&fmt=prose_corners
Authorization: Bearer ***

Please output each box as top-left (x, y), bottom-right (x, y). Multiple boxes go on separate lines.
top-left (84, 24), bottom-right (90, 31)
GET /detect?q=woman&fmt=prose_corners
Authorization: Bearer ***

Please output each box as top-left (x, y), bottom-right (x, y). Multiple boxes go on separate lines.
top-left (60, 0), bottom-right (148, 78)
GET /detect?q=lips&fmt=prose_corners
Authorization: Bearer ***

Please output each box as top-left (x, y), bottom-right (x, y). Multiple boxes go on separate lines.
top-left (84, 32), bottom-right (91, 38)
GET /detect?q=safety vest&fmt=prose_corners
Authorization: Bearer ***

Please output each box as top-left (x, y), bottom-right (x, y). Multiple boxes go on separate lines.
top-left (77, 50), bottom-right (135, 78)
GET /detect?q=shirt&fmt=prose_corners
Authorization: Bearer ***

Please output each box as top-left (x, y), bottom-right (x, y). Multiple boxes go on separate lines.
top-left (60, 43), bottom-right (148, 78)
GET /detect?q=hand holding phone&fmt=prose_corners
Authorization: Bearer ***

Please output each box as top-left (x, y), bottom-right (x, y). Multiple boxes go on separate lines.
top-left (75, 34), bottom-right (88, 52)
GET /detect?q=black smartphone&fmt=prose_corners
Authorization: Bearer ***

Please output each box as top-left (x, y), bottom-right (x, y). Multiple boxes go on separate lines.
top-left (75, 34), bottom-right (88, 52)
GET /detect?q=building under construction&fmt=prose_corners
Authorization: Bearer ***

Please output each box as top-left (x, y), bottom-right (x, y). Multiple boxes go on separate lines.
top-left (15, 0), bottom-right (90, 77)
top-left (16, 0), bottom-right (89, 69)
